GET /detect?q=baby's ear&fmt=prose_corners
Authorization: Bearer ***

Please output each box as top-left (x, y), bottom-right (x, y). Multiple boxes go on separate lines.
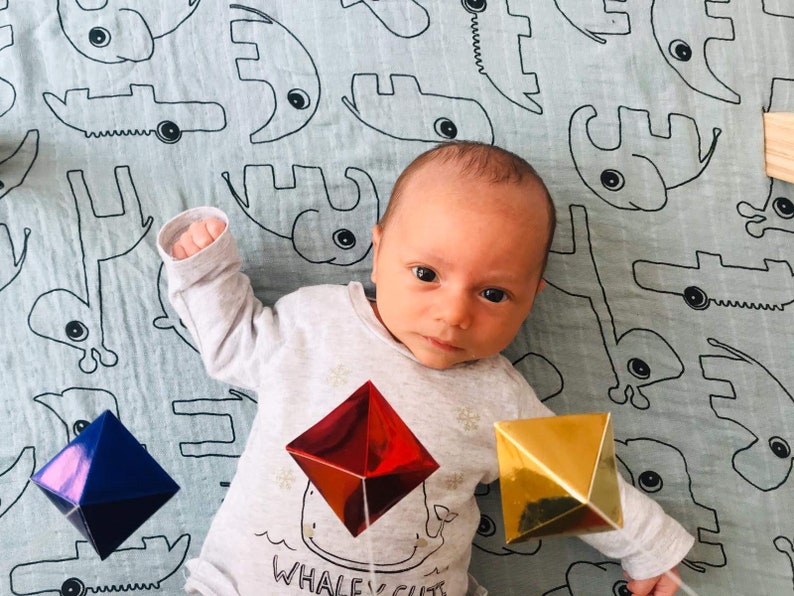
top-left (370, 224), bottom-right (383, 282)
top-left (371, 224), bottom-right (383, 247)
top-left (537, 278), bottom-right (547, 293)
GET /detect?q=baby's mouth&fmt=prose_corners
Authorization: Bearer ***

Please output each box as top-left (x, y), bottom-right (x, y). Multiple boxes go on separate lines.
top-left (423, 336), bottom-right (462, 352)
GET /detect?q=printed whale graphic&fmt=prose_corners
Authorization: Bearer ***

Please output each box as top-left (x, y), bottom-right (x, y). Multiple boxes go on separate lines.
top-left (300, 481), bottom-right (456, 573)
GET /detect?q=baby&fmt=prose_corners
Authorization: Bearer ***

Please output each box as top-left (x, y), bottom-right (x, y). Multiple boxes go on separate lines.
top-left (158, 142), bottom-right (694, 596)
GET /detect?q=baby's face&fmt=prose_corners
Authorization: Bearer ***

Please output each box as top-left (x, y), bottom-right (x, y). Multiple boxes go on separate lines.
top-left (370, 164), bottom-right (549, 370)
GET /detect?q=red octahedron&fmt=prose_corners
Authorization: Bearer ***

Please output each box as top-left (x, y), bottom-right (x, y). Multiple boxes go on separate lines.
top-left (286, 381), bottom-right (439, 537)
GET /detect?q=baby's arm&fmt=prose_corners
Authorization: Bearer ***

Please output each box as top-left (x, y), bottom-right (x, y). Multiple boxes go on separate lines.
top-left (509, 370), bottom-right (693, 593)
top-left (171, 218), bottom-right (226, 260)
top-left (579, 474), bottom-right (693, 591)
top-left (157, 207), bottom-right (280, 390)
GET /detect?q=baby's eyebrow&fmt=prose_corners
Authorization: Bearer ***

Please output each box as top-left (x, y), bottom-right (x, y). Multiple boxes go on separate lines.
top-left (406, 249), bottom-right (447, 267)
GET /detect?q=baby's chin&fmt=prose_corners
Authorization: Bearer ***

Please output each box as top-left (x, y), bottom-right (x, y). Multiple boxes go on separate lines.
top-left (413, 350), bottom-right (482, 370)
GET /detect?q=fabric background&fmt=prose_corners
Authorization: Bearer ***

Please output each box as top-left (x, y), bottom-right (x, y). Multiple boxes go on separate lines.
top-left (0, 1), bottom-right (791, 594)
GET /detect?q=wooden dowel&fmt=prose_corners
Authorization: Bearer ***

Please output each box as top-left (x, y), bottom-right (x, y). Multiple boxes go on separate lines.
top-left (764, 112), bottom-right (794, 184)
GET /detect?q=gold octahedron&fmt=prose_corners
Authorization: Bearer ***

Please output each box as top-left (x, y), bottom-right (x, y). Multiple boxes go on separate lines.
top-left (494, 412), bottom-right (623, 544)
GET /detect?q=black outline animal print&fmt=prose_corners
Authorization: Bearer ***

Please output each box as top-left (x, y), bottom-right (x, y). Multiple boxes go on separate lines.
top-left (512, 352), bottom-right (564, 403)
top-left (230, 4), bottom-right (321, 143)
top-left (738, 78), bottom-right (794, 238)
top-left (461, 0), bottom-right (542, 114)
top-left (0, 130), bottom-right (34, 294)
top-left (342, 73), bottom-right (494, 144)
top-left (633, 252), bottom-right (794, 311)
top-left (0, 222), bottom-right (29, 294)
top-left (739, 178), bottom-right (794, 238)
top-left (542, 560), bottom-right (629, 596)
top-left (569, 105), bottom-right (721, 211)
top-left (28, 167), bottom-right (152, 373)
top-left (0, 22), bottom-right (15, 118)
top-left (9, 534), bottom-right (191, 595)
top-left (153, 263), bottom-right (198, 352)
top-left (650, 0), bottom-right (739, 104)
top-left (774, 535), bottom-right (794, 590)
top-left (171, 389), bottom-right (256, 458)
top-left (553, 0), bottom-right (630, 44)
top-left (545, 205), bottom-right (684, 410)
top-left (56, 0), bottom-right (202, 63)
top-left (224, 164), bottom-right (379, 266)
top-left (43, 85), bottom-right (226, 143)
top-left (701, 338), bottom-right (794, 491)
top-left (616, 438), bottom-right (726, 572)
top-left (0, 130), bottom-right (39, 201)
top-left (765, 0), bottom-right (794, 18)
top-left (0, 447), bottom-right (34, 521)
top-left (34, 387), bottom-right (120, 444)
top-left (340, 0), bottom-right (430, 39)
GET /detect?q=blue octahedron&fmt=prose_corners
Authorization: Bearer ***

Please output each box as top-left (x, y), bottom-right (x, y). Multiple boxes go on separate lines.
top-left (31, 410), bottom-right (180, 560)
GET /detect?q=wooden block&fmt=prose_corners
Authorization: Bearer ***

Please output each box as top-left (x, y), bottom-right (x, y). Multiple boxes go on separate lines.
top-left (764, 112), bottom-right (794, 184)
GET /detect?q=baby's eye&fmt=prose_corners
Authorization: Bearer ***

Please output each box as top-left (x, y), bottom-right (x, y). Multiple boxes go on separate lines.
top-left (481, 288), bottom-right (506, 303)
top-left (412, 266), bottom-right (437, 282)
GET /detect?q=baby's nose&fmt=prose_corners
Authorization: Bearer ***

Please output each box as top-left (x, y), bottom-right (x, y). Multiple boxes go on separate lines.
top-left (437, 292), bottom-right (472, 329)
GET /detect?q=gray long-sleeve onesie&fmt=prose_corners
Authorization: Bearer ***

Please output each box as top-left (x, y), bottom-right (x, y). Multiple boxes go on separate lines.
top-left (158, 207), bottom-right (694, 596)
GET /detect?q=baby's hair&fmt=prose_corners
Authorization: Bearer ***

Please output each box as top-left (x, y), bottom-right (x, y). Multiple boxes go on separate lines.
top-left (380, 141), bottom-right (557, 266)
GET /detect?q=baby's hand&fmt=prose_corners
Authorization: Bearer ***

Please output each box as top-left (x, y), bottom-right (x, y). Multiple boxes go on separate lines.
top-left (625, 567), bottom-right (681, 596)
top-left (172, 218), bottom-right (226, 260)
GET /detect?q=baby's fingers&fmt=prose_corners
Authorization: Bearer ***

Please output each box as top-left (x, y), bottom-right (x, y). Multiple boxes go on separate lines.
top-left (625, 569), bottom-right (680, 596)
top-left (188, 220), bottom-right (218, 249)
top-left (172, 242), bottom-right (189, 260)
top-left (205, 217), bottom-right (227, 240)
top-left (170, 218), bottom-right (226, 260)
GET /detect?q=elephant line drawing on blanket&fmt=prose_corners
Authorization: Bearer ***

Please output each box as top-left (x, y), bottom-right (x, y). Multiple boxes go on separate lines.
top-left (650, 0), bottom-right (738, 104)
top-left (223, 163), bottom-right (380, 266)
top-left (568, 105), bottom-right (721, 212)
top-left (342, 73), bottom-right (495, 145)
top-left (230, 4), bottom-right (321, 144)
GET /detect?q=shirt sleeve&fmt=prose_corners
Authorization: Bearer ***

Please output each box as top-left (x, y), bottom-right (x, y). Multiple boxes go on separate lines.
top-left (157, 206), bottom-right (282, 390)
top-left (580, 475), bottom-right (695, 580)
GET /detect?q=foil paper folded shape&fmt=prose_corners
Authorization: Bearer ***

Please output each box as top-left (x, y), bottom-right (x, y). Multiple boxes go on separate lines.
top-left (31, 410), bottom-right (180, 560)
top-left (495, 412), bottom-right (622, 543)
top-left (286, 381), bottom-right (439, 537)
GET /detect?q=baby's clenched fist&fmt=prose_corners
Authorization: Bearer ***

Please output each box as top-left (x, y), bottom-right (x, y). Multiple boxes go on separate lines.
top-left (172, 218), bottom-right (226, 260)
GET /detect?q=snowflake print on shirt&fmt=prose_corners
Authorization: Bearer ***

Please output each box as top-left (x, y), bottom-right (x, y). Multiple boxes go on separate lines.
top-left (456, 406), bottom-right (480, 431)
top-left (275, 468), bottom-right (297, 490)
top-left (447, 472), bottom-right (465, 491)
top-left (326, 364), bottom-right (351, 388)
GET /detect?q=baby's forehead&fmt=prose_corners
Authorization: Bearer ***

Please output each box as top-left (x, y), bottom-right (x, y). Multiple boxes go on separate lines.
top-left (408, 164), bottom-right (545, 211)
